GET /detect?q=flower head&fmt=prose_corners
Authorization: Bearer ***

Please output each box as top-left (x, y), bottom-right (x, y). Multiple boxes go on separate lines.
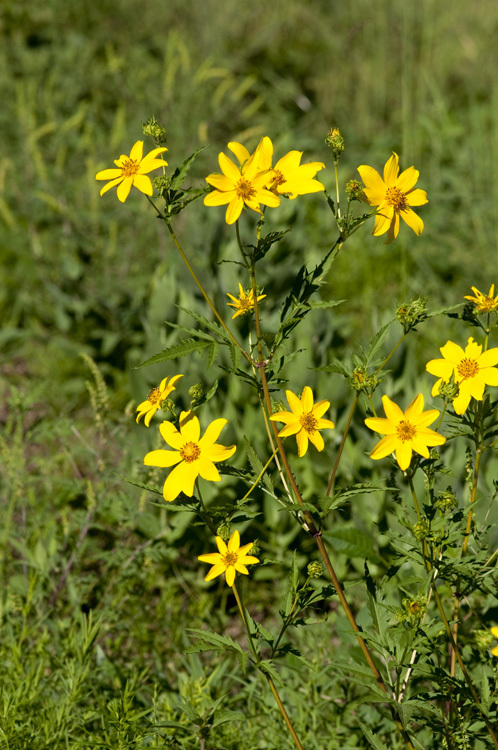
top-left (426, 337), bottom-right (498, 415)
top-left (95, 140), bottom-right (168, 202)
top-left (357, 152), bottom-right (428, 243)
top-left (136, 374), bottom-right (183, 427)
top-left (144, 411), bottom-right (236, 502)
top-left (226, 283), bottom-right (266, 318)
top-left (198, 529), bottom-right (259, 587)
top-left (269, 386), bottom-right (335, 457)
top-left (365, 394), bottom-right (445, 471)
top-left (491, 626), bottom-right (498, 657)
top-left (230, 137), bottom-right (325, 199)
top-left (203, 144), bottom-right (280, 224)
top-left (464, 284), bottom-right (498, 313)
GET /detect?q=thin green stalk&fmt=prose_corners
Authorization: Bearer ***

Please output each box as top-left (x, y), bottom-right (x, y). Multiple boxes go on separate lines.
top-left (146, 197), bottom-right (251, 364)
top-left (373, 333), bottom-right (407, 376)
top-left (232, 583), bottom-right (304, 750)
top-left (334, 161), bottom-right (341, 220)
top-left (248, 258), bottom-right (415, 749)
top-left (408, 477), bottom-right (498, 748)
top-left (326, 394), bottom-right (358, 496)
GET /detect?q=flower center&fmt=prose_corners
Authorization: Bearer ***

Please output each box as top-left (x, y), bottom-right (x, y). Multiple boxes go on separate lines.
top-left (180, 441), bottom-right (201, 463)
top-left (396, 420), bottom-right (416, 442)
top-left (457, 357), bottom-right (479, 380)
top-left (236, 178), bottom-right (256, 201)
top-left (272, 169), bottom-right (286, 187)
top-left (238, 295), bottom-right (252, 311)
top-left (121, 158), bottom-right (140, 178)
top-left (385, 186), bottom-right (407, 211)
top-left (479, 296), bottom-right (497, 312)
top-left (223, 551), bottom-right (238, 566)
top-left (300, 412), bottom-right (318, 434)
top-left (147, 386), bottom-right (162, 405)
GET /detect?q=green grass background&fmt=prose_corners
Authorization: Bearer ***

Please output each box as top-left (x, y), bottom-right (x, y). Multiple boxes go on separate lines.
top-left (1, 0), bottom-right (498, 747)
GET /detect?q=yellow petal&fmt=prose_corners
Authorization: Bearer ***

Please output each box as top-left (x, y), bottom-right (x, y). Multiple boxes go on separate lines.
top-left (383, 153), bottom-right (399, 187)
top-left (395, 442), bottom-right (412, 471)
top-left (400, 207), bottom-right (424, 236)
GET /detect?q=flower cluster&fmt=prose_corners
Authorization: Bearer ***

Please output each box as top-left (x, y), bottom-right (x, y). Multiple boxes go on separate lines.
top-left (204, 136), bottom-right (325, 224)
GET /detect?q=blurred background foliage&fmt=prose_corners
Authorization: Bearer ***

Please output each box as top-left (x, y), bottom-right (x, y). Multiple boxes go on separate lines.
top-left (1, 0), bottom-right (498, 747)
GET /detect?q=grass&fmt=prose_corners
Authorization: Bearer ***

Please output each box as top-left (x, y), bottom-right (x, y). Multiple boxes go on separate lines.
top-left (1, 0), bottom-right (498, 747)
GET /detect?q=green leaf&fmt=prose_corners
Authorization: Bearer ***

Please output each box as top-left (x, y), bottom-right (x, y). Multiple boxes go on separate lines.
top-left (323, 527), bottom-right (385, 565)
top-left (357, 720), bottom-right (389, 750)
top-left (186, 628), bottom-right (244, 654)
top-left (138, 338), bottom-right (213, 367)
top-left (169, 145), bottom-right (208, 190)
top-left (212, 710), bottom-right (247, 728)
top-left (243, 436), bottom-right (274, 493)
top-left (365, 320), bottom-right (395, 365)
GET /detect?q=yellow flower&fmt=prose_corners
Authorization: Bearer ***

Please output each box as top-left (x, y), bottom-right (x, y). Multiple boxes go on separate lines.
top-left (464, 284), bottom-right (498, 313)
top-left (136, 374), bottom-right (183, 427)
top-left (426, 337), bottom-right (498, 415)
top-left (230, 137), bottom-right (325, 198)
top-left (203, 145), bottom-right (280, 224)
top-left (198, 529), bottom-right (259, 587)
top-left (491, 626), bottom-right (498, 657)
top-left (357, 152), bottom-right (428, 243)
top-left (95, 140), bottom-right (168, 202)
top-left (269, 386), bottom-right (335, 457)
top-left (144, 411), bottom-right (236, 502)
top-left (365, 394), bottom-right (445, 472)
top-left (226, 283), bottom-right (266, 318)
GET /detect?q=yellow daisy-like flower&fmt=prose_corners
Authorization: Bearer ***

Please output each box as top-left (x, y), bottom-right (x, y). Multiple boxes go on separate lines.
top-left (144, 411), bottom-right (236, 502)
top-left (357, 152), bottom-right (428, 244)
top-left (95, 140), bottom-right (168, 203)
top-left (426, 337), bottom-right (498, 415)
top-left (464, 284), bottom-right (498, 313)
top-left (229, 137), bottom-right (325, 198)
top-left (226, 283), bottom-right (266, 318)
top-left (136, 374), bottom-right (183, 427)
top-left (198, 530), bottom-right (259, 587)
top-left (203, 145), bottom-right (280, 225)
top-left (269, 386), bottom-right (335, 457)
top-left (365, 394), bottom-right (445, 472)
top-left (491, 626), bottom-right (498, 657)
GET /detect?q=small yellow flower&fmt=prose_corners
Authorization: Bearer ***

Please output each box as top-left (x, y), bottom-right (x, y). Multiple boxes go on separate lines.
top-left (357, 152), bottom-right (428, 243)
top-left (426, 337), bottom-right (498, 415)
top-left (136, 374), bottom-right (183, 427)
top-left (198, 529), bottom-right (259, 587)
top-left (95, 140), bottom-right (168, 202)
top-left (491, 626), bottom-right (498, 657)
top-left (365, 394), bottom-right (445, 472)
top-left (144, 411), bottom-right (236, 502)
top-left (269, 386), bottom-right (335, 457)
top-left (226, 283), bottom-right (266, 318)
top-left (464, 284), bottom-right (498, 313)
top-left (203, 145), bottom-right (280, 224)
top-left (230, 137), bottom-right (325, 198)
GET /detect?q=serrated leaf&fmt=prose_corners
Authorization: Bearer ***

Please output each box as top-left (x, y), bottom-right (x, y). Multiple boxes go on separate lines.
top-left (187, 628), bottom-right (244, 653)
top-left (257, 659), bottom-right (283, 686)
top-left (138, 338), bottom-right (212, 367)
top-left (306, 299), bottom-right (345, 310)
top-left (176, 305), bottom-right (231, 342)
top-left (169, 145), bottom-right (208, 190)
top-left (323, 527), bottom-right (384, 565)
top-left (243, 436), bottom-right (273, 492)
top-left (212, 710), bottom-right (246, 728)
top-left (366, 320), bottom-right (395, 365)
top-left (357, 720), bottom-right (389, 750)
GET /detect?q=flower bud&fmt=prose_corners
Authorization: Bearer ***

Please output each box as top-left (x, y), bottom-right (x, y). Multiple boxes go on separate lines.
top-left (325, 127), bottom-right (345, 160)
top-left (142, 117), bottom-right (167, 144)
top-left (307, 561), bottom-right (323, 579)
top-left (345, 179), bottom-right (364, 201)
top-left (216, 522), bottom-right (231, 542)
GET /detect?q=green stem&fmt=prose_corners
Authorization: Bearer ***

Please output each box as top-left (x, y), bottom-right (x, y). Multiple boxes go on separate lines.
top-left (373, 333), bottom-right (407, 376)
top-left (408, 477), bottom-right (498, 747)
top-left (326, 394), bottom-right (358, 496)
top-left (232, 583), bottom-right (304, 750)
top-left (147, 197), bottom-right (251, 364)
top-left (334, 160), bottom-right (341, 220)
